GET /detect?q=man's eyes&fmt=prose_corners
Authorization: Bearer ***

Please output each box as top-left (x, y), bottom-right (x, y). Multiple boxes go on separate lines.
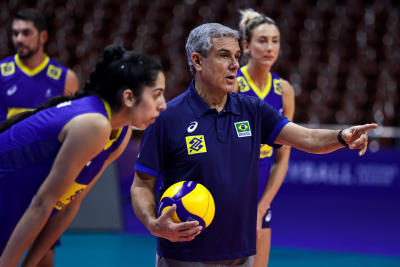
top-left (12, 31), bottom-right (31, 36)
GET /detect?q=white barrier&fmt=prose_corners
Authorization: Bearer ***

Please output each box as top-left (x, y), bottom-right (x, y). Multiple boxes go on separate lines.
top-left (297, 123), bottom-right (400, 138)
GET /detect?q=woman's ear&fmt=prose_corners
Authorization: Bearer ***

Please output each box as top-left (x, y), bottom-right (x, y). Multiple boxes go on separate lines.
top-left (191, 53), bottom-right (202, 72)
top-left (123, 89), bottom-right (135, 107)
top-left (242, 40), bottom-right (250, 54)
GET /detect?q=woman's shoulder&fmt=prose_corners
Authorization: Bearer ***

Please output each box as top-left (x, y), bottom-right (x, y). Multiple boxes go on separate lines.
top-left (278, 78), bottom-right (294, 97)
top-left (269, 73), bottom-right (293, 97)
top-left (59, 112), bottom-right (111, 145)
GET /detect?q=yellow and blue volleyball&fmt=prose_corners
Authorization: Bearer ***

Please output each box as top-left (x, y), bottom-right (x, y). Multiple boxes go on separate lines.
top-left (158, 181), bottom-right (215, 230)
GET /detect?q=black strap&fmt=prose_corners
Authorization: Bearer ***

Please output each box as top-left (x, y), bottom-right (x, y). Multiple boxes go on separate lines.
top-left (337, 129), bottom-right (349, 147)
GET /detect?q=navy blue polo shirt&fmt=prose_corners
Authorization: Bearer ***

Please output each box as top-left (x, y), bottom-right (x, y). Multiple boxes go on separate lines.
top-left (135, 79), bottom-right (290, 262)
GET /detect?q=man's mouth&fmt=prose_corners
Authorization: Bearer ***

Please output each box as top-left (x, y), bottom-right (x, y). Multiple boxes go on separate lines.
top-left (17, 45), bottom-right (28, 50)
top-left (225, 75), bottom-right (235, 81)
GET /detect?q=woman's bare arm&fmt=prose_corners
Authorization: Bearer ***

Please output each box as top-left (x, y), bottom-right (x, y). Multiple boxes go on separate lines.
top-left (20, 127), bottom-right (131, 267)
top-left (0, 114), bottom-right (110, 267)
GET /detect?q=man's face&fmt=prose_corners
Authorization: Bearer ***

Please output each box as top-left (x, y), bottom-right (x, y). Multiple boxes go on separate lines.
top-left (12, 20), bottom-right (43, 59)
top-left (200, 36), bottom-right (241, 94)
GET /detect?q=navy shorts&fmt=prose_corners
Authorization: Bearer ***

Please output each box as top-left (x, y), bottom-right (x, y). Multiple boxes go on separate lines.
top-left (261, 206), bottom-right (271, 229)
top-left (156, 254), bottom-right (254, 267)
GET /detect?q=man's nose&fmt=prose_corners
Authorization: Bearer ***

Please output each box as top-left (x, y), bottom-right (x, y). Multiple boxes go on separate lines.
top-left (15, 33), bottom-right (23, 42)
top-left (230, 59), bottom-right (240, 70)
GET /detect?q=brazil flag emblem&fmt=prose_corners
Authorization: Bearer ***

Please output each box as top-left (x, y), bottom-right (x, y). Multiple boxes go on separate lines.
top-left (234, 121), bottom-right (252, 137)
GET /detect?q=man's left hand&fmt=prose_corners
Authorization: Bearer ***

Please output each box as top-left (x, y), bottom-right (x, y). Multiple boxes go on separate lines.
top-left (342, 124), bottom-right (378, 156)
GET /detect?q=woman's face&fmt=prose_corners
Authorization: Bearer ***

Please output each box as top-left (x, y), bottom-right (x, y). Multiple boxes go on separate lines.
top-left (130, 71), bottom-right (166, 129)
top-left (243, 23), bottom-right (280, 67)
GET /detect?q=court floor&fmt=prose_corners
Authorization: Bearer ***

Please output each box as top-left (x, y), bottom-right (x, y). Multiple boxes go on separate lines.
top-left (52, 232), bottom-right (400, 267)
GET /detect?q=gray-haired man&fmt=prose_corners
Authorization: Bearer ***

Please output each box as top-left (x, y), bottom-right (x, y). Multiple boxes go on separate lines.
top-left (131, 23), bottom-right (376, 267)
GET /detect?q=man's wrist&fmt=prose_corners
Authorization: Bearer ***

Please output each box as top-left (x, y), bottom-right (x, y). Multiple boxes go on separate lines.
top-left (147, 218), bottom-right (159, 234)
top-left (337, 129), bottom-right (349, 147)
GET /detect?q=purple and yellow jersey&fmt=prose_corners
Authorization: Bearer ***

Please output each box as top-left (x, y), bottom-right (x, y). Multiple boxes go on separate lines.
top-left (237, 66), bottom-right (284, 201)
top-left (0, 96), bottom-right (128, 252)
top-left (0, 54), bottom-right (68, 121)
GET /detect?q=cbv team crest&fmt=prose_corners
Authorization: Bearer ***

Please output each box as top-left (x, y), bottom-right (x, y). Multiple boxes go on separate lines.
top-left (234, 121), bottom-right (252, 137)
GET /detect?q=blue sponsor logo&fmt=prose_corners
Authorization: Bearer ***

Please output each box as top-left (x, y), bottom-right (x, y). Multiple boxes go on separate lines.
top-left (189, 137), bottom-right (204, 151)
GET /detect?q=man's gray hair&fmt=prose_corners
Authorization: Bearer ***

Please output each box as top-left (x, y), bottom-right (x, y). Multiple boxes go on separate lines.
top-left (186, 23), bottom-right (240, 76)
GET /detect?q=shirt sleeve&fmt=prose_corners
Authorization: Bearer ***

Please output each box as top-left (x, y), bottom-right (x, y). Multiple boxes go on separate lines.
top-left (258, 100), bottom-right (291, 148)
top-left (135, 115), bottom-right (169, 178)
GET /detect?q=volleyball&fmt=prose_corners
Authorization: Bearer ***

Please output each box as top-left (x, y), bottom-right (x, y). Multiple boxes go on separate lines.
top-left (158, 181), bottom-right (215, 230)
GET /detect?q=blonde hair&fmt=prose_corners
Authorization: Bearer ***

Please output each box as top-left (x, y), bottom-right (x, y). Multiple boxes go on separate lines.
top-left (238, 8), bottom-right (278, 43)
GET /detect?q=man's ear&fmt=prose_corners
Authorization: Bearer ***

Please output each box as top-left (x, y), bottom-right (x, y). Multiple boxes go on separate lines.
top-left (242, 40), bottom-right (250, 54)
top-left (40, 30), bottom-right (48, 45)
top-left (191, 53), bottom-right (202, 72)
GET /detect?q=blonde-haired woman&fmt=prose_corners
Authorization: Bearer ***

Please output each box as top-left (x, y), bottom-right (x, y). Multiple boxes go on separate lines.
top-left (237, 9), bottom-right (295, 267)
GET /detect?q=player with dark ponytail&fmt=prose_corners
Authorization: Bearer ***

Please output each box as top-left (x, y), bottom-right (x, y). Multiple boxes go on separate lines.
top-left (0, 44), bottom-right (166, 266)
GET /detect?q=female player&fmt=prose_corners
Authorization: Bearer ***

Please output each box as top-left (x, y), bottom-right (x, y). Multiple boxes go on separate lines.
top-left (0, 44), bottom-right (166, 267)
top-left (237, 9), bottom-right (295, 267)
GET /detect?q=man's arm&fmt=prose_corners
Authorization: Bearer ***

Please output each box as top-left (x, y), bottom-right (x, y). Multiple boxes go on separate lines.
top-left (275, 123), bottom-right (378, 156)
top-left (131, 170), bottom-right (202, 242)
top-left (64, 69), bottom-right (79, 96)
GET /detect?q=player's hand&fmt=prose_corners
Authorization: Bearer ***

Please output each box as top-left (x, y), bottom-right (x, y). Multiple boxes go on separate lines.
top-left (256, 211), bottom-right (263, 239)
top-left (342, 124), bottom-right (378, 156)
top-left (149, 204), bottom-right (202, 242)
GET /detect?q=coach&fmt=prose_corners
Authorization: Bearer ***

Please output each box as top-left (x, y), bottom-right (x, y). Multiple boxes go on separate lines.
top-left (131, 23), bottom-right (377, 267)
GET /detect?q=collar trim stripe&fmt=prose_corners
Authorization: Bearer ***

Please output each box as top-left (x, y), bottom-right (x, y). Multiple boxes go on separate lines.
top-left (100, 99), bottom-right (123, 150)
top-left (241, 66), bottom-right (272, 100)
top-left (14, 54), bottom-right (49, 77)
top-left (101, 99), bottom-right (112, 122)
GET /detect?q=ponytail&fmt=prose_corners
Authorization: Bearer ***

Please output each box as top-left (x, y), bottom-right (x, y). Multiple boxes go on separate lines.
top-left (239, 9), bottom-right (279, 43)
top-left (0, 44), bottom-right (162, 134)
top-left (238, 9), bottom-right (279, 65)
top-left (83, 45), bottom-right (126, 92)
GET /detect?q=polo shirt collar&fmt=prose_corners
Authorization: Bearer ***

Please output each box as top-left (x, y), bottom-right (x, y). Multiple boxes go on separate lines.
top-left (188, 79), bottom-right (241, 118)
